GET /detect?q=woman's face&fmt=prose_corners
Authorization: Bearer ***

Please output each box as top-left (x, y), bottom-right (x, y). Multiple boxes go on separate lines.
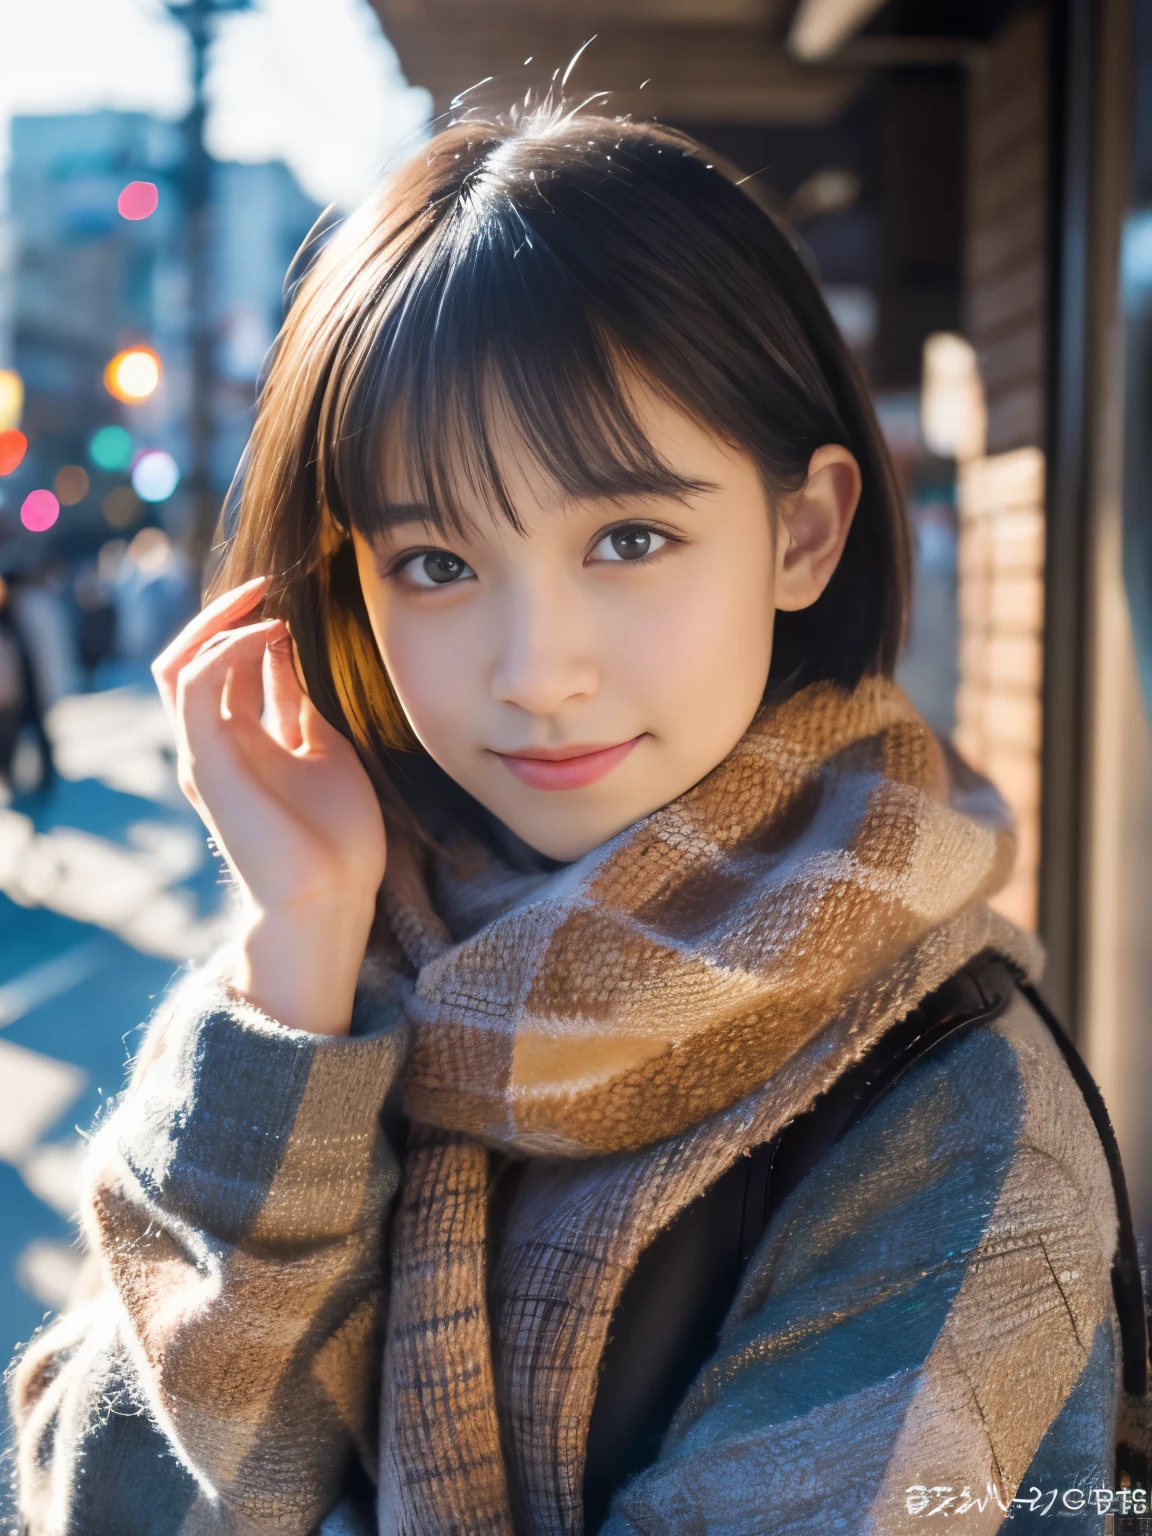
top-left (353, 385), bottom-right (858, 861)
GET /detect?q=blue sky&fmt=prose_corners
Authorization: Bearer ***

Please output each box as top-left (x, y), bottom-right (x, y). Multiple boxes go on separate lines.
top-left (0, 0), bottom-right (431, 208)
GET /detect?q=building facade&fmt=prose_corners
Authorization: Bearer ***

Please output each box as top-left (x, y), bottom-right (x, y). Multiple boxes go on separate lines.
top-left (2, 111), bottom-right (319, 562)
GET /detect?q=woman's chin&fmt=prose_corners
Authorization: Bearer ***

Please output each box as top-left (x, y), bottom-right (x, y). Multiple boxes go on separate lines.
top-left (460, 743), bottom-right (702, 863)
top-left (482, 794), bottom-right (665, 865)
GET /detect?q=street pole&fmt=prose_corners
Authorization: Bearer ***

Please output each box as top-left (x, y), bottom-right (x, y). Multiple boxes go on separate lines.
top-left (165, 0), bottom-right (251, 582)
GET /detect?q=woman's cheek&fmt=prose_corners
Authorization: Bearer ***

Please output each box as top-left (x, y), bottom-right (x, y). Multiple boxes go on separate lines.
top-left (624, 570), bottom-right (769, 717)
top-left (378, 613), bottom-right (470, 752)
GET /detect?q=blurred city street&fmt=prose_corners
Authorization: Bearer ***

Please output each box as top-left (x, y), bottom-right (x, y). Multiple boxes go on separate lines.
top-left (0, 667), bottom-right (229, 1394)
top-left (0, 0), bottom-right (429, 1481)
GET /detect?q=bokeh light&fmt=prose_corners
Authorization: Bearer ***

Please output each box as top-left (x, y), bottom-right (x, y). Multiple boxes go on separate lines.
top-left (0, 371), bottom-right (23, 433)
top-left (55, 465), bottom-right (90, 506)
top-left (0, 430), bottom-right (28, 477)
top-left (117, 181), bottom-right (159, 221)
top-left (104, 347), bottom-right (161, 403)
top-left (102, 486), bottom-right (144, 529)
top-left (21, 490), bottom-right (60, 533)
top-left (88, 424), bottom-right (134, 472)
top-left (131, 449), bottom-right (180, 503)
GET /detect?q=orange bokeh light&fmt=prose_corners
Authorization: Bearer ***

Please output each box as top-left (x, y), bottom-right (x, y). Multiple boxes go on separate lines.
top-left (0, 371), bottom-right (22, 433)
top-left (104, 347), bottom-right (161, 403)
top-left (0, 429), bottom-right (28, 476)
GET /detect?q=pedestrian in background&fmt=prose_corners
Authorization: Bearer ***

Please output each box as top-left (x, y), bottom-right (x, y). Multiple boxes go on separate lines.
top-left (0, 573), bottom-right (54, 796)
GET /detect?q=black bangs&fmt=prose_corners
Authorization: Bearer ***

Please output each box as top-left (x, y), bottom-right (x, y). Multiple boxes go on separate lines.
top-left (249, 110), bottom-right (908, 697)
top-left (321, 193), bottom-right (712, 542)
top-left (214, 111), bottom-right (910, 846)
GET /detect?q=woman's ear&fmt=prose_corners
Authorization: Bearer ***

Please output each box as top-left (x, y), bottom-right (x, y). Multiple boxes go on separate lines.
top-left (773, 444), bottom-right (861, 613)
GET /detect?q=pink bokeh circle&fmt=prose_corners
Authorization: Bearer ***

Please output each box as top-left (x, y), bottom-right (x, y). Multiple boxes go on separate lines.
top-left (117, 181), bottom-right (159, 221)
top-left (21, 489), bottom-right (60, 533)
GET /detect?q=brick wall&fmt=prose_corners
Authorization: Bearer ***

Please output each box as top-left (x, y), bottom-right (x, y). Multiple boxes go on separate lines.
top-left (955, 6), bottom-right (1049, 929)
top-left (967, 9), bottom-right (1049, 453)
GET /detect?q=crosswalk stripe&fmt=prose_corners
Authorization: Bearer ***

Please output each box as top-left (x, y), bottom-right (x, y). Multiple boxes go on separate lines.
top-left (0, 1039), bottom-right (87, 1165)
top-left (0, 937), bottom-right (115, 1031)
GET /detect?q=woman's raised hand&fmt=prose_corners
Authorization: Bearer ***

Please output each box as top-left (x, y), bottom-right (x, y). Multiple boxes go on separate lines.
top-left (153, 577), bottom-right (387, 1035)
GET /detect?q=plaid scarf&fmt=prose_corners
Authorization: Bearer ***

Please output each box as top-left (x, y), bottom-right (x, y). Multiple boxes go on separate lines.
top-left (375, 677), bottom-right (1027, 1533)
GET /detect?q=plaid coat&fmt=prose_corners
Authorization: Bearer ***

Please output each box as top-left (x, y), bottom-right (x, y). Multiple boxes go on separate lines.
top-left (9, 955), bottom-right (1124, 1534)
top-left (8, 680), bottom-right (1129, 1533)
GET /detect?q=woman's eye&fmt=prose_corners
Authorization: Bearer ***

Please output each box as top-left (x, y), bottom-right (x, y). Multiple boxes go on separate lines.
top-left (399, 550), bottom-right (475, 588)
top-left (592, 526), bottom-right (668, 563)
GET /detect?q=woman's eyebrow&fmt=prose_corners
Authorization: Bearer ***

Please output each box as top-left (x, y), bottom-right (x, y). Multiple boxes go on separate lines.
top-left (565, 477), bottom-right (722, 512)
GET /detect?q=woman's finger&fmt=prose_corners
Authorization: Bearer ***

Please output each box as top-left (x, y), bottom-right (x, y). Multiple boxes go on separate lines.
top-left (262, 629), bottom-right (305, 752)
top-left (299, 685), bottom-right (349, 755)
top-left (221, 626), bottom-right (283, 733)
top-left (152, 576), bottom-right (267, 720)
top-left (176, 621), bottom-right (283, 767)
top-left (172, 627), bottom-right (278, 825)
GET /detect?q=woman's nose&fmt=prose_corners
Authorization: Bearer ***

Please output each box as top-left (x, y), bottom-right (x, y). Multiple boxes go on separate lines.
top-left (488, 585), bottom-right (600, 716)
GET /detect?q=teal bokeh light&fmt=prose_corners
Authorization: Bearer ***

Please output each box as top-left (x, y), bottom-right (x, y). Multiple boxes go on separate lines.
top-left (88, 425), bottom-right (133, 472)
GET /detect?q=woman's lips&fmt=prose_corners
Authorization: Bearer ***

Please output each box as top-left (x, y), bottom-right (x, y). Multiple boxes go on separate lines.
top-left (494, 736), bottom-right (644, 791)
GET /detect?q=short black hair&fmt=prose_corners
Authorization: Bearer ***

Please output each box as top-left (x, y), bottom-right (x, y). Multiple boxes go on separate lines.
top-left (218, 107), bottom-right (910, 836)
top-left (324, 110), bottom-right (909, 691)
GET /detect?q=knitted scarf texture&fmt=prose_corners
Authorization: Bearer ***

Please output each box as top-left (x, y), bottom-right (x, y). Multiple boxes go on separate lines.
top-left (373, 676), bottom-right (1036, 1533)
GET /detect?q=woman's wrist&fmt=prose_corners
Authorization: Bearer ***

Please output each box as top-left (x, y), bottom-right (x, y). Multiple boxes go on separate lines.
top-left (224, 895), bottom-right (377, 1036)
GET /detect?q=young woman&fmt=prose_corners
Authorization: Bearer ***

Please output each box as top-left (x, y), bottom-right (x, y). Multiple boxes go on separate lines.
top-left (11, 108), bottom-right (1142, 1535)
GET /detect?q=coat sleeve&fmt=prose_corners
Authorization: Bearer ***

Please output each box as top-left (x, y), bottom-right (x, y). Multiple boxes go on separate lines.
top-left (601, 991), bottom-right (1124, 1536)
top-left (8, 959), bottom-right (409, 1536)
